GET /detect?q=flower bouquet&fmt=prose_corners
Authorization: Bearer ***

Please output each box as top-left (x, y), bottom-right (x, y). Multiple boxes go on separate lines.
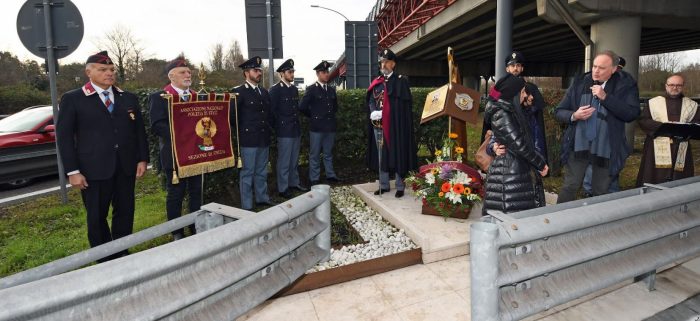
top-left (405, 133), bottom-right (483, 219)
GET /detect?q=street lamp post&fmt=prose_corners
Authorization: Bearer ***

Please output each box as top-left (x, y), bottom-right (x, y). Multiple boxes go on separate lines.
top-left (310, 4), bottom-right (349, 21)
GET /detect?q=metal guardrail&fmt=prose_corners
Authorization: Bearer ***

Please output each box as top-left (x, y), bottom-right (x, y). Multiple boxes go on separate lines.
top-left (0, 185), bottom-right (331, 321)
top-left (470, 176), bottom-right (700, 321)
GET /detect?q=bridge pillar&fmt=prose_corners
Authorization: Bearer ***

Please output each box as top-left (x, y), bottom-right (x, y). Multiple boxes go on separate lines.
top-left (495, 0), bottom-right (513, 81)
top-left (591, 16), bottom-right (641, 151)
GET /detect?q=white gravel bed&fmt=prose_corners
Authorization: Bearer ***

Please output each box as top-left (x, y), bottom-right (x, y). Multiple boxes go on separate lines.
top-left (308, 186), bottom-right (418, 273)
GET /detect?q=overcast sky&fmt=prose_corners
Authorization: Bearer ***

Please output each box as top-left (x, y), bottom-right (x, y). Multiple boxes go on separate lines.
top-left (2, 0), bottom-right (699, 87)
top-left (2, 0), bottom-right (377, 86)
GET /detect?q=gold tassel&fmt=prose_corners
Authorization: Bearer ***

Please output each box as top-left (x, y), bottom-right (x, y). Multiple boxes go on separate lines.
top-left (172, 170), bottom-right (180, 184)
top-left (237, 157), bottom-right (243, 169)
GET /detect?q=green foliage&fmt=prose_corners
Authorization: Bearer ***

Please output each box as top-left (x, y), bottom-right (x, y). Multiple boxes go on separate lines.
top-left (0, 85), bottom-right (51, 115)
top-left (540, 88), bottom-right (567, 176)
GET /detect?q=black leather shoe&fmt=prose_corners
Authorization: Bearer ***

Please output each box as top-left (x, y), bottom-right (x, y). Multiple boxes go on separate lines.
top-left (279, 190), bottom-right (292, 199)
top-left (326, 177), bottom-right (342, 183)
top-left (395, 190), bottom-right (404, 198)
top-left (292, 185), bottom-right (309, 192)
top-left (374, 188), bottom-right (390, 195)
top-left (310, 180), bottom-right (320, 186)
top-left (256, 200), bottom-right (277, 206)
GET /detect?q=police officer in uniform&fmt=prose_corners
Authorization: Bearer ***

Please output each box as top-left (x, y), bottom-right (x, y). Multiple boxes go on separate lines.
top-left (270, 59), bottom-right (309, 198)
top-left (299, 61), bottom-right (341, 185)
top-left (232, 56), bottom-right (275, 210)
top-left (56, 51), bottom-right (149, 261)
top-left (148, 55), bottom-right (200, 240)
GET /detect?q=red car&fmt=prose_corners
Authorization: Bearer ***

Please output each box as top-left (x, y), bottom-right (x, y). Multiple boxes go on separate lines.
top-left (0, 106), bottom-right (57, 188)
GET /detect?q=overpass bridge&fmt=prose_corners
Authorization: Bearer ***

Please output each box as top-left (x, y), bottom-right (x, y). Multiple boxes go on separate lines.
top-left (332, 0), bottom-right (700, 88)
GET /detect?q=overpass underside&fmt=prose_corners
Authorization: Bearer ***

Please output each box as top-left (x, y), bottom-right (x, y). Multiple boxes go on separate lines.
top-left (384, 0), bottom-right (700, 87)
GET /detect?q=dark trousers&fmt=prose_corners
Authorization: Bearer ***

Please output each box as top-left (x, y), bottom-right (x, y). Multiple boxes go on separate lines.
top-left (165, 171), bottom-right (202, 236)
top-left (557, 156), bottom-right (612, 204)
top-left (81, 167), bottom-right (135, 262)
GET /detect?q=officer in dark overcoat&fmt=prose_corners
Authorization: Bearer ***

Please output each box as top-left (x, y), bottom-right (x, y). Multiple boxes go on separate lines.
top-left (270, 58), bottom-right (308, 198)
top-left (299, 61), bottom-right (341, 185)
top-left (56, 51), bottom-right (149, 261)
top-left (232, 56), bottom-right (275, 210)
top-left (365, 49), bottom-right (417, 198)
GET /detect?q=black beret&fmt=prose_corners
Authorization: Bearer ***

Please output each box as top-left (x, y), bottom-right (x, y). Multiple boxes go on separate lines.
top-left (86, 51), bottom-right (113, 65)
top-left (505, 51), bottom-right (525, 66)
top-left (379, 49), bottom-right (396, 61)
top-left (165, 55), bottom-right (190, 73)
top-left (313, 60), bottom-right (332, 72)
top-left (618, 56), bottom-right (626, 69)
top-left (277, 59), bottom-right (295, 72)
top-left (239, 56), bottom-right (263, 70)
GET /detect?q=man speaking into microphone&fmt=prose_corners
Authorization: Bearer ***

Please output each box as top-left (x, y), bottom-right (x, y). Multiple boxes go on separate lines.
top-left (554, 50), bottom-right (639, 203)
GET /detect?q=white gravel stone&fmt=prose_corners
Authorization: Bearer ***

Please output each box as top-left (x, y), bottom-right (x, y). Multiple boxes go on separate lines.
top-left (307, 186), bottom-right (418, 273)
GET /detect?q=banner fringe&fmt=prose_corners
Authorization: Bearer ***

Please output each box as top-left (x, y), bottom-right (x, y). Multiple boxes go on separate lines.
top-left (177, 157), bottom-right (236, 178)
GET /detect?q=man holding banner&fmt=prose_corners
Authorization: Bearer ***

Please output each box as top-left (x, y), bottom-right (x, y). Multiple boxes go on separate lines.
top-left (233, 56), bottom-right (275, 210)
top-left (149, 55), bottom-right (201, 240)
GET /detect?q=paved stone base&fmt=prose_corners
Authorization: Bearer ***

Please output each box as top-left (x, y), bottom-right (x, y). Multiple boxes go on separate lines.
top-left (352, 181), bottom-right (483, 264)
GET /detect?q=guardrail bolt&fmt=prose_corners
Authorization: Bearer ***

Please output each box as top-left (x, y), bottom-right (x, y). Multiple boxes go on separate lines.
top-left (682, 204), bottom-right (689, 213)
top-left (511, 263), bottom-right (518, 270)
top-left (543, 290), bottom-right (550, 298)
top-left (542, 253), bottom-right (550, 261)
top-left (511, 301), bottom-right (519, 309)
top-left (543, 218), bottom-right (550, 224)
top-left (511, 224), bottom-right (519, 230)
top-left (308, 194), bottom-right (314, 198)
top-left (287, 203), bottom-right (293, 208)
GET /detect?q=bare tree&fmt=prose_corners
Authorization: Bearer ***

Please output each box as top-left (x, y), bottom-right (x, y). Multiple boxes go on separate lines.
top-left (97, 24), bottom-right (140, 82)
top-left (210, 43), bottom-right (224, 72)
top-left (224, 40), bottom-right (245, 71)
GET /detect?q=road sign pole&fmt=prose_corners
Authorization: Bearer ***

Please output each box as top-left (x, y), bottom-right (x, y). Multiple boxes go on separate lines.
top-left (265, 0), bottom-right (275, 86)
top-left (42, 0), bottom-right (68, 204)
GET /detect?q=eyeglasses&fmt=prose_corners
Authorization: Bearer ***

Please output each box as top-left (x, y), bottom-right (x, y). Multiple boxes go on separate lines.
top-left (666, 84), bottom-right (684, 88)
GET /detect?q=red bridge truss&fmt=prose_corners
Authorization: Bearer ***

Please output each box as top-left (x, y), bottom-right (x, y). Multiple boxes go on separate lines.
top-left (372, 0), bottom-right (457, 49)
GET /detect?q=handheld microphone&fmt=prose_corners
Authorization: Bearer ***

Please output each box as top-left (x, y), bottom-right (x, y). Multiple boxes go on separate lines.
top-left (590, 80), bottom-right (602, 105)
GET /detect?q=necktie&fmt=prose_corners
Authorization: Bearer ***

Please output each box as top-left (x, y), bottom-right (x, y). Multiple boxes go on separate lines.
top-left (102, 91), bottom-right (113, 113)
top-left (181, 91), bottom-right (189, 102)
top-left (323, 84), bottom-right (327, 91)
top-left (255, 87), bottom-right (262, 96)
top-left (585, 97), bottom-right (599, 141)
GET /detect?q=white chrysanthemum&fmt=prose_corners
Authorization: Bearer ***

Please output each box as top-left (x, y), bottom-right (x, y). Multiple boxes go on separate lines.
top-left (425, 173), bottom-right (435, 185)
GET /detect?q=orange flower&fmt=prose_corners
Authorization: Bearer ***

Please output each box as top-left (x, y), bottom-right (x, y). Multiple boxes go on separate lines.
top-left (441, 182), bottom-right (452, 193)
top-left (464, 187), bottom-right (472, 195)
top-left (453, 183), bottom-right (465, 194)
top-left (438, 192), bottom-right (445, 197)
top-left (449, 132), bottom-right (458, 139)
top-left (455, 146), bottom-right (464, 154)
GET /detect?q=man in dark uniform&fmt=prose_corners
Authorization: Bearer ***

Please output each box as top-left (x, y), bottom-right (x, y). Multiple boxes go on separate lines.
top-left (270, 58), bottom-right (308, 198)
top-left (366, 49), bottom-right (417, 198)
top-left (232, 56), bottom-right (275, 210)
top-left (299, 61), bottom-right (341, 185)
top-left (148, 55), bottom-right (200, 240)
top-left (56, 51), bottom-right (149, 261)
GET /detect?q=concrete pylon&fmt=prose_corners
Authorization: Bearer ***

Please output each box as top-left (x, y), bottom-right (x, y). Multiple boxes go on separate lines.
top-left (591, 16), bottom-right (642, 151)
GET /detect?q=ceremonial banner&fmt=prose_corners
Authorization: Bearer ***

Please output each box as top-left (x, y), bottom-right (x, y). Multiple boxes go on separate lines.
top-left (167, 92), bottom-right (236, 179)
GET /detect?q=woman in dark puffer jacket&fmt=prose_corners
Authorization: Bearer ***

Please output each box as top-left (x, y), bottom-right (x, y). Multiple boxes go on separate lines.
top-left (484, 74), bottom-right (549, 214)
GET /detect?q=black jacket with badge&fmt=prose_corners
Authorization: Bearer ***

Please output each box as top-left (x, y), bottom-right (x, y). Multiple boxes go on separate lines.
top-left (299, 82), bottom-right (338, 132)
top-left (269, 82), bottom-right (301, 138)
top-left (57, 84), bottom-right (149, 180)
top-left (232, 82), bottom-right (274, 147)
top-left (365, 73), bottom-right (417, 177)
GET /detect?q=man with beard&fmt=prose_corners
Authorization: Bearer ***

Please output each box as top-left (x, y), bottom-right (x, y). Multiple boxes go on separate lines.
top-left (56, 51), bottom-right (149, 261)
top-left (365, 49), bottom-right (417, 198)
top-left (233, 56), bottom-right (275, 210)
top-left (270, 58), bottom-right (308, 198)
top-left (149, 55), bottom-right (200, 240)
top-left (637, 73), bottom-right (699, 185)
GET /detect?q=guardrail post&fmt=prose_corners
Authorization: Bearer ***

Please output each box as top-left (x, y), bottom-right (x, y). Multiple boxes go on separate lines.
top-left (195, 211), bottom-right (224, 232)
top-left (634, 270), bottom-right (657, 291)
top-left (311, 184), bottom-right (331, 262)
top-left (471, 222), bottom-right (500, 321)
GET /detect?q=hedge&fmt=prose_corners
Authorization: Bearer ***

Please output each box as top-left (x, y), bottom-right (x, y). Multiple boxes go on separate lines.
top-left (0, 85), bottom-right (51, 115)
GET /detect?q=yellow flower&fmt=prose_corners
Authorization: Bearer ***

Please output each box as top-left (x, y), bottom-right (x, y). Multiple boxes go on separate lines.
top-left (438, 192), bottom-right (445, 197)
top-left (455, 146), bottom-right (464, 154)
top-left (449, 132), bottom-right (458, 139)
top-left (464, 187), bottom-right (472, 195)
top-left (430, 167), bottom-right (440, 175)
top-left (435, 150), bottom-right (442, 157)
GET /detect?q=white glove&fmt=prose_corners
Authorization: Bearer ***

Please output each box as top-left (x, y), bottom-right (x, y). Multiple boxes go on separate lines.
top-left (370, 110), bottom-right (383, 121)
